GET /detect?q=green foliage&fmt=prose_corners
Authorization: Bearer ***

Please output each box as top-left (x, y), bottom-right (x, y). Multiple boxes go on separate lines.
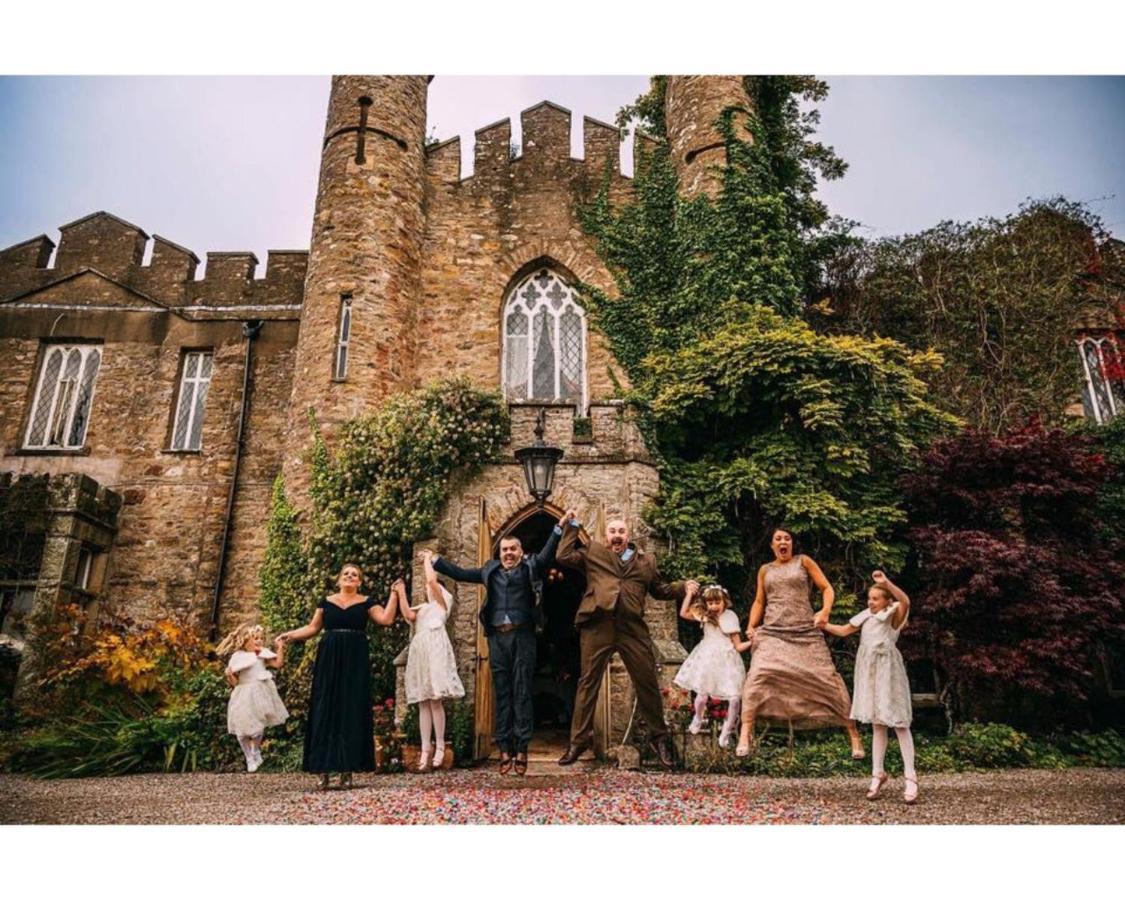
top-left (1047, 729), bottom-right (1125, 768)
top-left (5, 668), bottom-right (240, 779)
top-left (945, 723), bottom-right (1035, 769)
top-left (259, 475), bottom-right (313, 637)
top-left (582, 78), bottom-right (954, 590)
top-left (819, 198), bottom-right (1122, 434)
top-left (1075, 413), bottom-right (1125, 542)
top-left (302, 378), bottom-right (508, 701)
top-left (679, 721), bottom-right (1125, 776)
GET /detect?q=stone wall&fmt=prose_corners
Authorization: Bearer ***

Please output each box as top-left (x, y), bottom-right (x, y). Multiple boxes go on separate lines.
top-left (282, 76), bottom-right (430, 501)
top-left (415, 102), bottom-right (646, 403)
top-left (0, 216), bottom-right (301, 635)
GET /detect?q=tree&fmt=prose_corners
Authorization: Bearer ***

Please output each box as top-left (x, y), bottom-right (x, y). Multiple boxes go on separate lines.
top-left (818, 198), bottom-right (1124, 433)
top-left (582, 78), bottom-right (954, 598)
top-left (900, 421), bottom-right (1125, 728)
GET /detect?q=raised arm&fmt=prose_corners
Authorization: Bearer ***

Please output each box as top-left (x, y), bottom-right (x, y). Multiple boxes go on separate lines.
top-left (801, 555), bottom-right (835, 629)
top-left (432, 554), bottom-right (485, 585)
top-left (396, 578), bottom-right (418, 624)
top-left (679, 582), bottom-right (702, 622)
top-left (532, 509), bottom-right (568, 573)
top-left (278, 607), bottom-right (325, 643)
top-left (423, 552), bottom-right (447, 611)
top-left (874, 570), bottom-right (911, 629)
top-left (368, 583), bottom-right (399, 626)
top-left (555, 515), bottom-right (588, 572)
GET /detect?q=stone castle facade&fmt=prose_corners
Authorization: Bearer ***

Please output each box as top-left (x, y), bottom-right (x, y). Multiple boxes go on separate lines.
top-left (0, 75), bottom-right (760, 753)
top-left (3, 75), bottom-right (1121, 753)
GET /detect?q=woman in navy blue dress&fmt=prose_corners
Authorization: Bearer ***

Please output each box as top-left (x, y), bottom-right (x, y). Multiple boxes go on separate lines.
top-left (279, 563), bottom-right (399, 789)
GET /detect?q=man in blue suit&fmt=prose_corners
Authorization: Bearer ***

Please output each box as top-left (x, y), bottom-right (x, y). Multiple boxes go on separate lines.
top-left (432, 508), bottom-right (568, 775)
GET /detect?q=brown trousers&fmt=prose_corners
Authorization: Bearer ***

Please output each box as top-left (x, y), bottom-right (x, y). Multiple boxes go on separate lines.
top-left (570, 611), bottom-right (668, 743)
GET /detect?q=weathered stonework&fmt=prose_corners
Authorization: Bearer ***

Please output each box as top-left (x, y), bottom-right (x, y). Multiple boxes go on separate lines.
top-left (665, 75), bottom-right (754, 199)
top-left (2, 77), bottom-right (719, 751)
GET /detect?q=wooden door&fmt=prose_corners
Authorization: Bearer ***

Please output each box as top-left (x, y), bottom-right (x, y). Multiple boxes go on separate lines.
top-left (473, 497), bottom-right (494, 759)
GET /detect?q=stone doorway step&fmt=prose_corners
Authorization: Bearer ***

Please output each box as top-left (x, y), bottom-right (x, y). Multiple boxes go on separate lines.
top-left (525, 730), bottom-right (599, 777)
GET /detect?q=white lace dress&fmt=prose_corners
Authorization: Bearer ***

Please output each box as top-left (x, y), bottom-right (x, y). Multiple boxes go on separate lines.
top-left (405, 583), bottom-right (466, 704)
top-left (226, 649), bottom-right (289, 737)
top-left (849, 604), bottom-right (913, 727)
top-left (674, 609), bottom-right (746, 700)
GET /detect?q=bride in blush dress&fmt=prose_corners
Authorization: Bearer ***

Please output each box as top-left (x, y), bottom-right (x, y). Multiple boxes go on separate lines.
top-left (735, 527), bottom-right (865, 759)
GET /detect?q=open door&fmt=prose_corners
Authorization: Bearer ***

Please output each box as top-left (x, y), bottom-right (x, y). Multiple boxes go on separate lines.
top-left (473, 497), bottom-right (494, 760)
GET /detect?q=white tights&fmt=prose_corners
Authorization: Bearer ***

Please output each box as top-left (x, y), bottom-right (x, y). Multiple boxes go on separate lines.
top-left (871, 724), bottom-right (915, 779)
top-left (691, 695), bottom-right (742, 744)
top-left (417, 699), bottom-right (447, 754)
top-left (237, 733), bottom-right (262, 768)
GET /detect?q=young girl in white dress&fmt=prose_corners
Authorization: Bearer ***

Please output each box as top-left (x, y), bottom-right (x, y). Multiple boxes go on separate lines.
top-left (216, 622), bottom-right (289, 772)
top-left (820, 570), bottom-right (917, 803)
top-left (675, 584), bottom-right (751, 748)
top-left (398, 551), bottom-right (465, 771)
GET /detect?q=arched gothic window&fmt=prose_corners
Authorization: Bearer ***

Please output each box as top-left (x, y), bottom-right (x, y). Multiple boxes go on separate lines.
top-left (501, 268), bottom-right (587, 410)
top-left (1077, 335), bottom-right (1124, 424)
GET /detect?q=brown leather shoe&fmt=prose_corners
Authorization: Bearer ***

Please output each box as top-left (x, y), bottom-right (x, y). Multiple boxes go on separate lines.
top-left (557, 741), bottom-right (591, 766)
top-left (498, 753), bottom-right (514, 775)
top-left (514, 753), bottom-right (528, 776)
top-left (649, 737), bottom-right (676, 769)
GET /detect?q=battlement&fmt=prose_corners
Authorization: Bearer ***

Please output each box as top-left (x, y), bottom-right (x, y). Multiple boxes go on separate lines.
top-left (0, 211), bottom-right (307, 316)
top-left (425, 100), bottom-right (657, 185)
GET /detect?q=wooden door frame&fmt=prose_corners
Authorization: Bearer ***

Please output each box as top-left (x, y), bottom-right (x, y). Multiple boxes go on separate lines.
top-left (472, 499), bottom-right (599, 759)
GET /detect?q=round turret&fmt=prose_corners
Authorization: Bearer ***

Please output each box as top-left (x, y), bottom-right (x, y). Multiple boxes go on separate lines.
top-left (664, 76), bottom-right (753, 199)
top-left (284, 76), bottom-right (429, 496)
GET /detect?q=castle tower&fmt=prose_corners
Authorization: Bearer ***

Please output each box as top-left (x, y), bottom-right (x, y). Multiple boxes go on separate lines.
top-left (664, 76), bottom-right (753, 199)
top-left (283, 75), bottom-right (429, 497)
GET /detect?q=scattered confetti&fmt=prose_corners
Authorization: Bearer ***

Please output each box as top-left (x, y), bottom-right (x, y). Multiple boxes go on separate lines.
top-left (3, 768), bottom-right (1123, 825)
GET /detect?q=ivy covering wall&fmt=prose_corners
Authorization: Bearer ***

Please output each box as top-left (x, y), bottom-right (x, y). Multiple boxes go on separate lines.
top-left (581, 77), bottom-right (954, 595)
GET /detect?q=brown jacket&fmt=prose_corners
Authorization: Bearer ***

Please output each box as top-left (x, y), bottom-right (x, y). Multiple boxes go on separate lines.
top-left (557, 521), bottom-right (686, 625)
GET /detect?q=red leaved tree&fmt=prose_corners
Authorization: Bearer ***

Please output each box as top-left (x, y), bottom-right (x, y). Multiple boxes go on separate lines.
top-left (900, 421), bottom-right (1125, 729)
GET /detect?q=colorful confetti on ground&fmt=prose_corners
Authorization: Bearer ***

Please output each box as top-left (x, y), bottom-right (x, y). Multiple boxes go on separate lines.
top-left (4, 768), bottom-right (1124, 825)
top-left (274, 771), bottom-right (823, 825)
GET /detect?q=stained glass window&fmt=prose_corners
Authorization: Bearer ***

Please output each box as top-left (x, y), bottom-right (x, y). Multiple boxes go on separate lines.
top-left (501, 269), bottom-right (587, 410)
top-left (24, 345), bottom-right (102, 450)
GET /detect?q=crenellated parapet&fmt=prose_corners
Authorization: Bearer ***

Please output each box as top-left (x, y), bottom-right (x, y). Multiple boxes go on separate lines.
top-left (424, 100), bottom-right (650, 189)
top-left (0, 211), bottom-right (307, 317)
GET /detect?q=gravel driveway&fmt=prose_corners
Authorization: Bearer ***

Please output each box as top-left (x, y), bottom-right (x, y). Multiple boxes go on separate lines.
top-left (2, 768), bottom-right (1123, 825)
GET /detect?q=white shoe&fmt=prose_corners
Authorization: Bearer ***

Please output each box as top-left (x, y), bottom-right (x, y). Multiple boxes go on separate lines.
top-left (688, 716), bottom-right (703, 735)
top-left (718, 729), bottom-right (732, 749)
top-left (417, 743), bottom-right (432, 773)
top-left (247, 756), bottom-right (261, 773)
top-left (432, 745), bottom-right (445, 769)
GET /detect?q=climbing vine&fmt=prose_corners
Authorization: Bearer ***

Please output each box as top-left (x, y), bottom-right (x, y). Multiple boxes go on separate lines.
top-left (581, 77), bottom-right (955, 595)
top-left (260, 378), bottom-right (508, 705)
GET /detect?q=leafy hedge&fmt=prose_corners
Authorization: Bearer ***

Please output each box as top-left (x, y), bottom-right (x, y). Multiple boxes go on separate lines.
top-left (679, 722), bottom-right (1125, 776)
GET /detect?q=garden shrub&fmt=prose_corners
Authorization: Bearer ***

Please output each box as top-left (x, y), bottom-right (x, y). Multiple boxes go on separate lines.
top-left (583, 77), bottom-right (954, 604)
top-left (945, 723), bottom-right (1035, 770)
top-left (900, 420), bottom-right (1125, 728)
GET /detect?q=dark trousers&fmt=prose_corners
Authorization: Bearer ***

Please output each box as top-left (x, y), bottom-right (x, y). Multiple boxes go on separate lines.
top-left (570, 611), bottom-right (667, 743)
top-left (489, 627), bottom-right (537, 754)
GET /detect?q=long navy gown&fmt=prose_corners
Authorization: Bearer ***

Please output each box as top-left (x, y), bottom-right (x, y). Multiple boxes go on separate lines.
top-left (303, 597), bottom-right (377, 773)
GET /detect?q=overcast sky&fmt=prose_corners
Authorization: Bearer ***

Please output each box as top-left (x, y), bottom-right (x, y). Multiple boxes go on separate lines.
top-left (1, 75), bottom-right (1122, 268)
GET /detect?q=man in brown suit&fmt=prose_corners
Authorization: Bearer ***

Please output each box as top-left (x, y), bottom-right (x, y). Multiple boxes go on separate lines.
top-left (555, 512), bottom-right (698, 768)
